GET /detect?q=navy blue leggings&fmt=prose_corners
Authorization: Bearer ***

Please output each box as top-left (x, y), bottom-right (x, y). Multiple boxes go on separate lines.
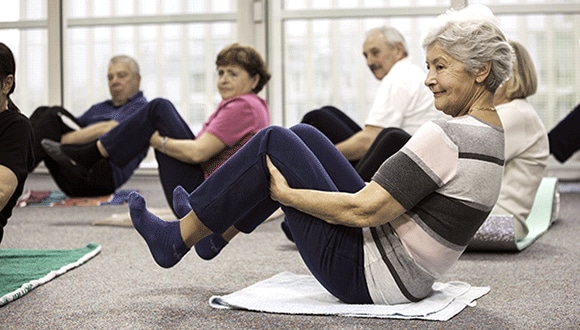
top-left (187, 124), bottom-right (373, 304)
top-left (100, 98), bottom-right (205, 211)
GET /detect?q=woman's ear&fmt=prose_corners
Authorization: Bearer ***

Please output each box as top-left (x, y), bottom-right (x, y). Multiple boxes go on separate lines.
top-left (252, 73), bottom-right (260, 90)
top-left (476, 62), bottom-right (492, 83)
top-left (2, 75), bottom-right (14, 94)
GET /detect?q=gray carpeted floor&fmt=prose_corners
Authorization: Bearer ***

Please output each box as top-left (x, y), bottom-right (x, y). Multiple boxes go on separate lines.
top-left (1, 172), bottom-right (579, 329)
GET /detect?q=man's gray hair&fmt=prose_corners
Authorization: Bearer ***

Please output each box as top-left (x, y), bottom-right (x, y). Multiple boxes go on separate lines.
top-left (366, 26), bottom-right (409, 57)
top-left (109, 55), bottom-right (140, 76)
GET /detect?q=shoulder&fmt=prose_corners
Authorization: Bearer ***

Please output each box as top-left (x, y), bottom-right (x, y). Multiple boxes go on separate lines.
top-left (82, 100), bottom-right (112, 115)
top-left (120, 91), bottom-right (148, 111)
top-left (128, 91), bottom-right (147, 103)
top-left (0, 111), bottom-right (32, 132)
top-left (220, 94), bottom-right (268, 110)
top-left (403, 121), bottom-right (460, 161)
top-left (421, 116), bottom-right (501, 146)
top-left (383, 58), bottom-right (427, 87)
top-left (410, 120), bottom-right (455, 146)
top-left (497, 99), bottom-right (541, 122)
top-left (391, 57), bottom-right (423, 74)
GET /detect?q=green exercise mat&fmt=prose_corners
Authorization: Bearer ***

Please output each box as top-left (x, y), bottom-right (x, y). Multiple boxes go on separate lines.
top-left (0, 243), bottom-right (101, 307)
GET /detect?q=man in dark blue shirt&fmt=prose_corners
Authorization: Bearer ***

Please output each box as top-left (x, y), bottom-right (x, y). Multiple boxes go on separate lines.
top-left (30, 55), bottom-right (148, 196)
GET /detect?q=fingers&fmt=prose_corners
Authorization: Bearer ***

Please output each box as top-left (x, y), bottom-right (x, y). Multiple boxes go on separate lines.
top-left (266, 154), bottom-right (281, 202)
top-left (266, 154), bottom-right (275, 174)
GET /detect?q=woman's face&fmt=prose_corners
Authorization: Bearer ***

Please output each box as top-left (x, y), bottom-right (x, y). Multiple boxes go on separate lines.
top-left (217, 64), bottom-right (259, 100)
top-left (424, 43), bottom-right (478, 117)
top-left (0, 74), bottom-right (14, 111)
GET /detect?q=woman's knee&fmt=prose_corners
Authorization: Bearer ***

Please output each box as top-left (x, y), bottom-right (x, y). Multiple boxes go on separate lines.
top-left (290, 123), bottom-right (319, 135)
top-left (256, 126), bottom-right (311, 160)
top-left (258, 125), bottom-right (291, 139)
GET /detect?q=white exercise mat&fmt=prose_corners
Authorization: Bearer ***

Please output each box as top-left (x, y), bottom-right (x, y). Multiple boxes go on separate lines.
top-left (209, 272), bottom-right (490, 321)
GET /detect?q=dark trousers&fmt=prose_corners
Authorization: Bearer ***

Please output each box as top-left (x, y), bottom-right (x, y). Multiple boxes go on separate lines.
top-left (549, 102), bottom-right (580, 162)
top-left (186, 124), bottom-right (373, 304)
top-left (356, 127), bottom-right (411, 181)
top-left (301, 106), bottom-right (411, 181)
top-left (29, 106), bottom-right (114, 196)
top-left (101, 98), bottom-right (204, 213)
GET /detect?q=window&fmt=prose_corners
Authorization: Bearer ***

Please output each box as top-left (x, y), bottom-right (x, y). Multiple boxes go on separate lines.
top-left (0, 1), bottom-right (48, 115)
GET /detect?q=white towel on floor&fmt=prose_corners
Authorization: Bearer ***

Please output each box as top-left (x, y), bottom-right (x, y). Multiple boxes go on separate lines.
top-left (209, 272), bottom-right (490, 321)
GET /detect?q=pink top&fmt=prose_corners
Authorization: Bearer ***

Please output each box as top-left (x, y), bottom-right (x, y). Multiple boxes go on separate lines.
top-left (198, 93), bottom-right (269, 177)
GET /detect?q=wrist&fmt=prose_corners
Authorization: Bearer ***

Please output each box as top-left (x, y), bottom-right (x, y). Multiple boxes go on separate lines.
top-left (161, 136), bottom-right (168, 153)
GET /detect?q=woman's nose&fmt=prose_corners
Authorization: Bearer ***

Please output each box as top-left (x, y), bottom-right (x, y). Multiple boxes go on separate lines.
top-left (424, 71), bottom-right (435, 87)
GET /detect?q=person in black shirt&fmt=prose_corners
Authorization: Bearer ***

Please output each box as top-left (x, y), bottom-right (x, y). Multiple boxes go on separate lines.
top-left (0, 42), bottom-right (35, 244)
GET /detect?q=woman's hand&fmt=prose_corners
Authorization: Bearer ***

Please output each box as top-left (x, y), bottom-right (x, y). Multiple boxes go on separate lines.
top-left (266, 155), bottom-right (291, 205)
top-left (149, 130), bottom-right (161, 149)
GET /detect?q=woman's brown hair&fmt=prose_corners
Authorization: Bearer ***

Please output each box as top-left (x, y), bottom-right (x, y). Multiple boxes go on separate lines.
top-left (216, 43), bottom-right (271, 94)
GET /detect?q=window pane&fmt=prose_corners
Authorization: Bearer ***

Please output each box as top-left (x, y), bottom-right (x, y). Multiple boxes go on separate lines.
top-left (284, 0), bottom-right (448, 10)
top-left (1, 29), bottom-right (48, 117)
top-left (471, 0), bottom-right (574, 5)
top-left (68, 0), bottom-right (236, 18)
top-left (0, 0), bottom-right (46, 21)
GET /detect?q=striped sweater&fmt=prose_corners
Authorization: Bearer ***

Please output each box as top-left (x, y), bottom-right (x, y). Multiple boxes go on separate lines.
top-left (365, 115), bottom-right (504, 304)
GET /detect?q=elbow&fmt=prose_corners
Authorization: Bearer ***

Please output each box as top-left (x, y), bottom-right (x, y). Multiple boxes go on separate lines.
top-left (348, 204), bottom-right (384, 227)
top-left (186, 150), bottom-right (213, 164)
top-left (360, 131), bottom-right (379, 151)
top-left (0, 189), bottom-right (15, 210)
top-left (355, 211), bottom-right (384, 227)
top-left (350, 201), bottom-right (399, 227)
top-left (186, 154), bottom-right (203, 164)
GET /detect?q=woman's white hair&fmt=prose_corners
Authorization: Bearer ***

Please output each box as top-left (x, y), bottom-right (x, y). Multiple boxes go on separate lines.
top-left (421, 4), bottom-right (514, 93)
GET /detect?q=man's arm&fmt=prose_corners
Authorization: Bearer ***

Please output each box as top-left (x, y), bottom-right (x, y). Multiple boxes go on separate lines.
top-left (0, 165), bottom-right (17, 212)
top-left (335, 125), bottom-right (383, 161)
top-left (60, 120), bottom-right (119, 144)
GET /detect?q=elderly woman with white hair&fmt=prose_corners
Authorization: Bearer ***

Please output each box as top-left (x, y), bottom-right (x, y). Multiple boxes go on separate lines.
top-left (127, 5), bottom-right (513, 305)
